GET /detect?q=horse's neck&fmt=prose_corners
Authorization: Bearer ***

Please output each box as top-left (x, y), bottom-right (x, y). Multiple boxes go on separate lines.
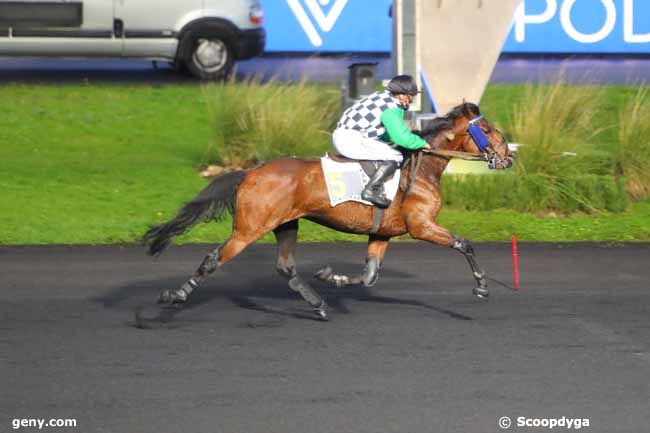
top-left (419, 155), bottom-right (449, 184)
top-left (401, 151), bottom-right (448, 193)
top-left (415, 132), bottom-right (459, 183)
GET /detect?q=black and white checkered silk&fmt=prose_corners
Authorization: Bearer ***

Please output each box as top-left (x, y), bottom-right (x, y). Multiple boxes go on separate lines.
top-left (337, 91), bottom-right (401, 138)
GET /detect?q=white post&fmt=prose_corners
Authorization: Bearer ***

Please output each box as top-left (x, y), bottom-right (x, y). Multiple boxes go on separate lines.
top-left (406, 0), bottom-right (522, 114)
top-left (393, 0), bottom-right (422, 111)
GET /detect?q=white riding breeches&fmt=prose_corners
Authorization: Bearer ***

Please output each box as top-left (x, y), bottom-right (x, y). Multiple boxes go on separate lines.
top-left (332, 128), bottom-right (404, 163)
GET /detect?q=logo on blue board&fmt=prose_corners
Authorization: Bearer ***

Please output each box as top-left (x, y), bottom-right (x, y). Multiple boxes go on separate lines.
top-left (285, 0), bottom-right (349, 47)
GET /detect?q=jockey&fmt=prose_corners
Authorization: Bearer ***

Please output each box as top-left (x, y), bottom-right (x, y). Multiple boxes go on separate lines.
top-left (332, 74), bottom-right (431, 208)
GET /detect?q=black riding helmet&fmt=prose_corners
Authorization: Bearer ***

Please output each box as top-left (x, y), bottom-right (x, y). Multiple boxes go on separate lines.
top-left (386, 75), bottom-right (420, 96)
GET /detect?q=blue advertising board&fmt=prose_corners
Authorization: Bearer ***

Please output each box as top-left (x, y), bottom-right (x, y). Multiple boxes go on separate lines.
top-left (262, 0), bottom-right (650, 54)
top-left (263, 0), bottom-right (392, 52)
top-left (503, 0), bottom-right (650, 53)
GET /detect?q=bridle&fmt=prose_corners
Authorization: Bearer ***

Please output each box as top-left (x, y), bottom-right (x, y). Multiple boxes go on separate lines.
top-left (424, 114), bottom-right (512, 169)
top-left (465, 114), bottom-right (512, 169)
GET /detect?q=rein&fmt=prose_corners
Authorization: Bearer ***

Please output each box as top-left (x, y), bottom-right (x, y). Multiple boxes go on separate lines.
top-left (404, 151), bottom-right (424, 195)
top-left (404, 109), bottom-right (511, 192)
top-left (422, 148), bottom-right (487, 161)
top-left (403, 148), bottom-right (484, 196)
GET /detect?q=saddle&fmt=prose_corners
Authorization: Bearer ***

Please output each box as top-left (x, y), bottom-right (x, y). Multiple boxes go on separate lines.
top-left (322, 153), bottom-right (401, 234)
top-left (326, 153), bottom-right (380, 178)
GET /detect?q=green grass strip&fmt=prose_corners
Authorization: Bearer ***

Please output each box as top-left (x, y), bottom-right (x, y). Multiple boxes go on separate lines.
top-left (1, 83), bottom-right (649, 244)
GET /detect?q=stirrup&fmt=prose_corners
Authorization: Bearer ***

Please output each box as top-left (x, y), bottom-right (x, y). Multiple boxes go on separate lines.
top-left (361, 187), bottom-right (391, 208)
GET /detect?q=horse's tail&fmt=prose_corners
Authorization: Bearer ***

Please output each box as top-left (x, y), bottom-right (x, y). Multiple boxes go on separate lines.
top-left (143, 170), bottom-right (248, 256)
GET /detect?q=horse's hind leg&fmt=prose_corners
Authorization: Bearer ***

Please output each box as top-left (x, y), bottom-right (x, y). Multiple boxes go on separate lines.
top-left (314, 236), bottom-right (390, 288)
top-left (274, 220), bottom-right (328, 321)
top-left (157, 230), bottom-right (257, 304)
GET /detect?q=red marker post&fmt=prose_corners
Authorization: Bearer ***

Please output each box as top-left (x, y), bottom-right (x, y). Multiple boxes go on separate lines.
top-left (511, 235), bottom-right (520, 290)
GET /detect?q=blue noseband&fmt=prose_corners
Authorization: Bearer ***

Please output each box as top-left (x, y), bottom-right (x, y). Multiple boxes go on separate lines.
top-left (467, 115), bottom-right (491, 152)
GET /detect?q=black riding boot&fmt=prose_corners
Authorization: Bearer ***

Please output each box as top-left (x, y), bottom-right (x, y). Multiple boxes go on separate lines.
top-left (361, 161), bottom-right (398, 208)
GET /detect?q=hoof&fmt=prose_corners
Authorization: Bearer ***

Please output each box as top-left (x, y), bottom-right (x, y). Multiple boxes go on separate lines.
top-left (314, 302), bottom-right (329, 321)
top-left (157, 289), bottom-right (188, 304)
top-left (473, 287), bottom-right (489, 300)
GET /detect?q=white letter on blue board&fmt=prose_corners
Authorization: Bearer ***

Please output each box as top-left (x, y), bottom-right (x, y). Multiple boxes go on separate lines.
top-left (514, 0), bottom-right (558, 43)
top-left (560, 0), bottom-right (616, 43)
top-left (624, 0), bottom-right (650, 43)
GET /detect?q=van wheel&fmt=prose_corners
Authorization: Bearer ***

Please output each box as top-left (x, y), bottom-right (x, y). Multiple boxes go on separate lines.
top-left (182, 35), bottom-right (233, 80)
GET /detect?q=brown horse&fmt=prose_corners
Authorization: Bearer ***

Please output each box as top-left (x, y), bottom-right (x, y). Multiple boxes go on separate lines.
top-left (144, 102), bottom-right (512, 320)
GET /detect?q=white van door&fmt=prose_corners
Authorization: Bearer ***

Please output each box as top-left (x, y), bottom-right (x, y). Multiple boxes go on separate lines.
top-left (0, 0), bottom-right (121, 56)
top-left (115, 0), bottom-right (203, 59)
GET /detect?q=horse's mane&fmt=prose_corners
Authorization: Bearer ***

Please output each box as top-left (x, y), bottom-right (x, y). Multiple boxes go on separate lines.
top-left (416, 117), bottom-right (452, 142)
top-left (403, 102), bottom-right (482, 193)
top-left (416, 102), bottom-right (481, 142)
top-left (446, 101), bottom-right (481, 122)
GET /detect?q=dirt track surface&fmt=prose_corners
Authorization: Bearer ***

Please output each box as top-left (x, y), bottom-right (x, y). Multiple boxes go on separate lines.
top-left (1, 243), bottom-right (649, 433)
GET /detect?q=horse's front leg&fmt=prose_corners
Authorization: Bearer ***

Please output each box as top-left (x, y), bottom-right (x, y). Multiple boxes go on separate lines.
top-left (408, 220), bottom-right (489, 299)
top-left (451, 234), bottom-right (489, 299)
top-left (314, 235), bottom-right (390, 288)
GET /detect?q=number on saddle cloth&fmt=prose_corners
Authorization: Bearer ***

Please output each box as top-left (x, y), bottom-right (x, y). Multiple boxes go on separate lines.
top-left (321, 153), bottom-right (401, 208)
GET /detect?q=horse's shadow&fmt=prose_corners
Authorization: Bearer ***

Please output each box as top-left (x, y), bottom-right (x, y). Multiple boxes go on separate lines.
top-left (94, 262), bottom-right (473, 326)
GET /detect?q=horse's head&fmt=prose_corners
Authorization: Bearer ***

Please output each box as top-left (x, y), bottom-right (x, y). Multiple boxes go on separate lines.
top-left (424, 102), bottom-right (513, 169)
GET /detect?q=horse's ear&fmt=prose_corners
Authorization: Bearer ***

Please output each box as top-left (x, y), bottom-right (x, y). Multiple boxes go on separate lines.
top-left (461, 98), bottom-right (469, 114)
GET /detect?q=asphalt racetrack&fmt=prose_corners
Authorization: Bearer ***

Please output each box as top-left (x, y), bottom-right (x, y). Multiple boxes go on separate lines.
top-left (1, 242), bottom-right (649, 433)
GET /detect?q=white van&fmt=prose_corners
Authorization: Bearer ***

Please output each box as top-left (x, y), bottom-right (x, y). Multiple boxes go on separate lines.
top-left (0, 0), bottom-right (265, 79)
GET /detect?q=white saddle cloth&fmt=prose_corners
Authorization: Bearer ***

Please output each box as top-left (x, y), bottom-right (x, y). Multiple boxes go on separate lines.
top-left (320, 154), bottom-right (401, 207)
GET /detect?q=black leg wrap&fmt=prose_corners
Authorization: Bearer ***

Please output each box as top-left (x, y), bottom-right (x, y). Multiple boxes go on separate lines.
top-left (313, 266), bottom-right (361, 287)
top-left (198, 251), bottom-right (219, 276)
top-left (452, 235), bottom-right (474, 256)
top-left (289, 276), bottom-right (329, 321)
top-left (288, 275), bottom-right (324, 308)
top-left (313, 257), bottom-right (381, 288)
top-left (361, 256), bottom-right (381, 287)
top-left (158, 249), bottom-right (219, 305)
top-left (181, 278), bottom-right (198, 295)
top-left (452, 235), bottom-right (489, 300)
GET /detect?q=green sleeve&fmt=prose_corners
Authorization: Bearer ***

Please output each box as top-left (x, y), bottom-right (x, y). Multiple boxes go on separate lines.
top-left (380, 107), bottom-right (427, 150)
